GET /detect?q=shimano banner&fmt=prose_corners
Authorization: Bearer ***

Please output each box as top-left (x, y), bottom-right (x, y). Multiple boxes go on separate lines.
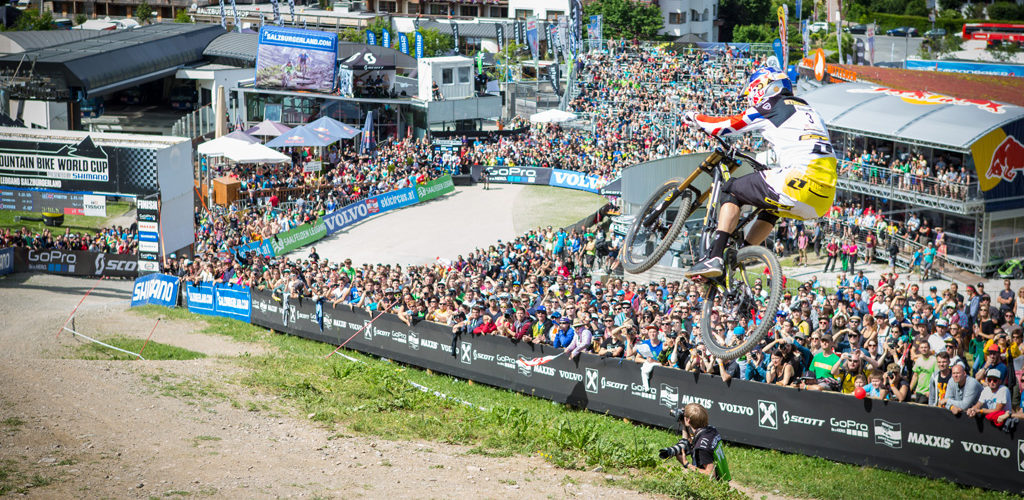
top-left (185, 282), bottom-right (251, 322)
top-left (246, 288), bottom-right (1024, 494)
top-left (130, 273), bottom-right (180, 308)
top-left (548, 168), bottom-right (601, 193)
top-left (12, 247), bottom-right (138, 278)
top-left (0, 246), bottom-right (12, 276)
top-left (470, 165), bottom-right (552, 185)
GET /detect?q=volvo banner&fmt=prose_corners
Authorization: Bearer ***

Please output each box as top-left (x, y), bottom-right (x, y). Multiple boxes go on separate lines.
top-left (130, 273), bottom-right (180, 308)
top-left (247, 288), bottom-right (1024, 494)
top-left (12, 247), bottom-right (138, 278)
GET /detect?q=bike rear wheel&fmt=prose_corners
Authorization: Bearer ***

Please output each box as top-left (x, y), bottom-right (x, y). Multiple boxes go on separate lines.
top-left (699, 245), bottom-right (783, 361)
top-left (621, 178), bottom-right (696, 274)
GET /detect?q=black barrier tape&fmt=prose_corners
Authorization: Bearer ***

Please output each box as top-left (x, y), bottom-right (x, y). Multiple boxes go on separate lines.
top-left (12, 247), bottom-right (138, 278)
top-left (248, 289), bottom-right (1023, 493)
top-left (431, 127), bottom-right (529, 140)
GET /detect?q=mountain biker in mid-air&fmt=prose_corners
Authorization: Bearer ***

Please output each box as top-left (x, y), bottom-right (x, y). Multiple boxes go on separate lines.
top-left (682, 65), bottom-right (838, 279)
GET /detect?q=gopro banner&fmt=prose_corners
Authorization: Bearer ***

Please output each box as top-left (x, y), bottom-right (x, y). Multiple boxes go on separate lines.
top-left (0, 246), bottom-right (12, 276)
top-left (549, 168), bottom-right (601, 193)
top-left (185, 282), bottom-right (251, 322)
top-left (471, 165), bottom-right (552, 185)
top-left (246, 288), bottom-right (1024, 494)
top-left (13, 247), bottom-right (138, 277)
top-left (130, 273), bottom-right (179, 308)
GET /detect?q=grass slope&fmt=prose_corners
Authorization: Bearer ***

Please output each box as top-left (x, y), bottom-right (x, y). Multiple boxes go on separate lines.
top-left (73, 335), bottom-right (206, 361)
top-left (130, 306), bottom-right (1018, 500)
top-left (512, 186), bottom-right (608, 234)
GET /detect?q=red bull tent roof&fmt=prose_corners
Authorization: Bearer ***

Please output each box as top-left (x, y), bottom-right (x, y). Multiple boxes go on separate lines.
top-left (801, 82), bottom-right (1024, 212)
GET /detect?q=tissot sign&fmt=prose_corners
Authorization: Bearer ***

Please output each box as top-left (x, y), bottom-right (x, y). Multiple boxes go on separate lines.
top-left (0, 137), bottom-right (109, 190)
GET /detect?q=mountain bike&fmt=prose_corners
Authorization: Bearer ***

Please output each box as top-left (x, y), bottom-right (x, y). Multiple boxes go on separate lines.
top-left (621, 130), bottom-right (783, 360)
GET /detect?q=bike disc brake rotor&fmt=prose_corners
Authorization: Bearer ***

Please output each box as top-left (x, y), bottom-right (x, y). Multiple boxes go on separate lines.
top-left (714, 261), bottom-right (764, 341)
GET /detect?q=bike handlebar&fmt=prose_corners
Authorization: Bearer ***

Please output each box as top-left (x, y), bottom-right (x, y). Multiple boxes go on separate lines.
top-left (694, 124), bottom-right (768, 172)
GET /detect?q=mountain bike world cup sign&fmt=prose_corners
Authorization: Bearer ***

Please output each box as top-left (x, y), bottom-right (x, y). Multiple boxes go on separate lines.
top-left (0, 136), bottom-right (108, 190)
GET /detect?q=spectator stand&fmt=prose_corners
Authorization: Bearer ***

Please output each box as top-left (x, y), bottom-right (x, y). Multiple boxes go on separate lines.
top-left (802, 82), bottom-right (1024, 275)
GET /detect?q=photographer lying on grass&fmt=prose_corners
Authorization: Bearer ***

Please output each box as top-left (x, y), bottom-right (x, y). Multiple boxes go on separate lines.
top-left (659, 403), bottom-right (730, 481)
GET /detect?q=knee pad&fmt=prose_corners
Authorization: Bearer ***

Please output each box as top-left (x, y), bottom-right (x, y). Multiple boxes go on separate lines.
top-left (756, 211), bottom-right (780, 225)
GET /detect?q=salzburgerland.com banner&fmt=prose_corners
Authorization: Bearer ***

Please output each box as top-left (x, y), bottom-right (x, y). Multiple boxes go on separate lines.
top-left (184, 282), bottom-right (251, 322)
top-left (0, 246), bottom-right (12, 276)
top-left (255, 26), bottom-right (339, 92)
top-left (130, 273), bottom-right (179, 308)
top-left (246, 288), bottom-right (1023, 493)
top-left (12, 247), bottom-right (138, 278)
top-left (415, 174), bottom-right (454, 203)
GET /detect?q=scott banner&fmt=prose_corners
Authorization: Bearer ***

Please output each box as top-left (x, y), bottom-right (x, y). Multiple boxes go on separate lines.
top-left (12, 247), bottom-right (138, 278)
top-left (130, 273), bottom-right (179, 308)
top-left (248, 288), bottom-right (1024, 494)
top-left (184, 282), bottom-right (251, 322)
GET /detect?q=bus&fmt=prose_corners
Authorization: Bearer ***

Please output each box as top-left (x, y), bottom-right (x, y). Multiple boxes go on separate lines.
top-left (961, 23), bottom-right (1024, 45)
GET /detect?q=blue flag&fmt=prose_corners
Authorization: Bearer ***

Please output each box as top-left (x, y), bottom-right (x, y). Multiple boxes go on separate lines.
top-left (398, 32), bottom-right (409, 54)
top-left (415, 31), bottom-right (424, 58)
top-left (367, 30), bottom-right (377, 46)
top-left (360, 111), bottom-right (374, 154)
top-left (382, 28), bottom-right (391, 48)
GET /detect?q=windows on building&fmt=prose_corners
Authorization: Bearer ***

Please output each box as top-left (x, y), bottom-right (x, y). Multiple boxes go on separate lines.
top-left (668, 12), bottom-right (686, 24)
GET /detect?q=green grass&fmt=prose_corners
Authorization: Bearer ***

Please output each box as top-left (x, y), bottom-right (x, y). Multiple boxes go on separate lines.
top-left (132, 305), bottom-right (270, 344)
top-left (0, 459), bottom-right (52, 496)
top-left (512, 186), bottom-right (608, 234)
top-left (131, 307), bottom-right (1019, 500)
top-left (0, 200), bottom-right (132, 236)
top-left (73, 336), bottom-right (206, 361)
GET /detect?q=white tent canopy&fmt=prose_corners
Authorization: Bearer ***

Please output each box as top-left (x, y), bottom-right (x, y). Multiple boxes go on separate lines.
top-left (529, 109), bottom-right (577, 124)
top-left (198, 136), bottom-right (291, 164)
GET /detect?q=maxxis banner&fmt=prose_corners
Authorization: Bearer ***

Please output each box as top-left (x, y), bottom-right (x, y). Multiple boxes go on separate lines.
top-left (248, 288), bottom-right (1024, 494)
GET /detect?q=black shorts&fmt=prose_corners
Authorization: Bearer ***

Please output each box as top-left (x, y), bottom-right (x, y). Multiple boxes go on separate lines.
top-left (722, 173), bottom-right (785, 212)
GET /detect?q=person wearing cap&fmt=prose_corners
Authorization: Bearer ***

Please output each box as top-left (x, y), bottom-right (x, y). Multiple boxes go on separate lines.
top-left (530, 306), bottom-right (554, 344)
top-left (632, 324), bottom-right (664, 363)
top-left (973, 344), bottom-right (1008, 385)
top-left (966, 368), bottom-right (1011, 427)
top-left (565, 314), bottom-right (593, 360)
top-left (552, 317), bottom-right (575, 349)
top-left (927, 319), bottom-right (952, 354)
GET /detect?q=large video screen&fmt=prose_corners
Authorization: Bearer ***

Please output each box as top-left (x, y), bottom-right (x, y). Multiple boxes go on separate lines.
top-left (255, 26), bottom-right (338, 93)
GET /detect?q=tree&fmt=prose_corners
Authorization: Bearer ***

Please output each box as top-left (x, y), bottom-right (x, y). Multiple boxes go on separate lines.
top-left (987, 2), bottom-right (1024, 21)
top-left (584, 0), bottom-right (664, 40)
top-left (732, 24), bottom-right (775, 43)
top-left (174, 10), bottom-right (193, 23)
top-left (74, 13), bottom-right (87, 26)
top-left (717, 0), bottom-right (772, 41)
top-left (135, 0), bottom-right (153, 24)
top-left (918, 33), bottom-right (962, 59)
top-left (11, 9), bottom-right (53, 31)
top-left (903, 0), bottom-right (928, 17)
top-left (420, 28), bottom-right (453, 56)
top-left (986, 41), bottom-right (1020, 62)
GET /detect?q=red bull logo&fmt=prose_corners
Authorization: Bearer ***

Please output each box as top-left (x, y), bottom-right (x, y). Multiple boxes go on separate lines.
top-left (849, 87), bottom-right (1006, 114)
top-left (987, 135), bottom-right (1024, 182)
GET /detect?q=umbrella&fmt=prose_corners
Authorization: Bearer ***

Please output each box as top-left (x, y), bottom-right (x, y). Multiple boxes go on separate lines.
top-left (198, 137), bottom-right (291, 163)
top-left (223, 130), bottom-right (259, 144)
top-left (265, 125), bottom-right (335, 148)
top-left (245, 120), bottom-right (293, 137)
top-left (529, 109), bottom-right (578, 124)
top-left (306, 116), bottom-right (361, 141)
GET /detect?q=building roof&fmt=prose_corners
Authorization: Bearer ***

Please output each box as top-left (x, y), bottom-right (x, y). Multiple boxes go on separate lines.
top-left (205, 32), bottom-right (416, 68)
top-left (0, 29), bottom-right (104, 55)
top-left (801, 82), bottom-right (1024, 152)
top-left (837, 64), bottom-right (1024, 108)
top-left (0, 23), bottom-right (225, 97)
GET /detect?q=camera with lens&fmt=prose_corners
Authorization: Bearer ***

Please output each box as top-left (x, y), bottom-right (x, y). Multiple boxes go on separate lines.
top-left (668, 407), bottom-right (685, 420)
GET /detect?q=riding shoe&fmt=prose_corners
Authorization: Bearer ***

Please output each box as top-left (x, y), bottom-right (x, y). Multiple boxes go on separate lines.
top-left (685, 256), bottom-right (724, 278)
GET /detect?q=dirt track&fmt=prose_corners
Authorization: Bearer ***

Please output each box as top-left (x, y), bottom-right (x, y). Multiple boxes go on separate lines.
top-left (0, 273), bottom-right (664, 499)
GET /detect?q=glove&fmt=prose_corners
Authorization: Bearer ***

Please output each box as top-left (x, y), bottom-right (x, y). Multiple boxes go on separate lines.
top-left (658, 448), bottom-right (674, 459)
top-left (682, 111), bottom-right (699, 128)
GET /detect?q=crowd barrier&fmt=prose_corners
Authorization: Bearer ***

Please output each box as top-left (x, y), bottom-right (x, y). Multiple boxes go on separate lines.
top-left (184, 282), bottom-right (252, 322)
top-left (130, 273), bottom-right (179, 308)
top-left (11, 247), bottom-right (139, 278)
top-left (197, 287), bottom-right (1019, 493)
top-left (229, 175), bottom-right (455, 258)
top-left (0, 247), bottom-right (12, 276)
top-left (470, 165), bottom-right (605, 194)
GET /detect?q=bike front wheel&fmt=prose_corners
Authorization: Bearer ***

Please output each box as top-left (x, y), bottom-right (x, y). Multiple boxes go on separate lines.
top-left (699, 245), bottom-right (784, 361)
top-left (621, 178), bottom-right (696, 274)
